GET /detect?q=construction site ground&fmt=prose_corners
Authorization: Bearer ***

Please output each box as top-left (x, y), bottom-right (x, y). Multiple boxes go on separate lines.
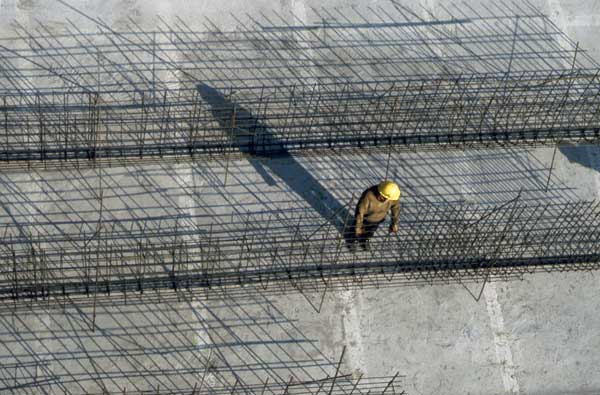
top-left (1, 1), bottom-right (600, 394)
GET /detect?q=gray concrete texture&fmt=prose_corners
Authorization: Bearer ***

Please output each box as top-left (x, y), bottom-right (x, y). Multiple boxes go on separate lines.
top-left (1, 0), bottom-right (600, 394)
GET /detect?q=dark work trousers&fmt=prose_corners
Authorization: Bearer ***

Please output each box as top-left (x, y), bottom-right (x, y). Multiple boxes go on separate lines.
top-left (344, 219), bottom-right (383, 249)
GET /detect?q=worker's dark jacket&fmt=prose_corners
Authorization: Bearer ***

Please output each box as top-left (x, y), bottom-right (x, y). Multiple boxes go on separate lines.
top-left (355, 186), bottom-right (400, 230)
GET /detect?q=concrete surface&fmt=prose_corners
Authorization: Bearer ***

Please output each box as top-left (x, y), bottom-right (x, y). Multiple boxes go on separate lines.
top-left (2, 1), bottom-right (600, 395)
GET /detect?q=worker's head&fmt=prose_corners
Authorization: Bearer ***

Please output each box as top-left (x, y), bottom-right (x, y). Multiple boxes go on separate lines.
top-left (377, 180), bottom-right (401, 201)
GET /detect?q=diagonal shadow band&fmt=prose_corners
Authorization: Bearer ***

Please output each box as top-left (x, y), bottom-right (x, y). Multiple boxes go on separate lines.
top-left (197, 83), bottom-right (353, 235)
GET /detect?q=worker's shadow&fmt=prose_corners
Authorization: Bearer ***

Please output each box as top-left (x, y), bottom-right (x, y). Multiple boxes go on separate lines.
top-left (197, 83), bottom-right (353, 237)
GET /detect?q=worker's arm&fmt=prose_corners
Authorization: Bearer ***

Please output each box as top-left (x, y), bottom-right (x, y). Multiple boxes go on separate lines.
top-left (389, 199), bottom-right (400, 232)
top-left (354, 196), bottom-right (370, 234)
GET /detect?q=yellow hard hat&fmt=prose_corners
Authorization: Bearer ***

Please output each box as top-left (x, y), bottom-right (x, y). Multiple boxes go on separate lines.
top-left (378, 180), bottom-right (401, 200)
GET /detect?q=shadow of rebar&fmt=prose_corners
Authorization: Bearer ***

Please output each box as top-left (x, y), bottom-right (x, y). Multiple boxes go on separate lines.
top-left (197, 83), bottom-right (351, 234)
top-left (0, 286), bottom-right (404, 394)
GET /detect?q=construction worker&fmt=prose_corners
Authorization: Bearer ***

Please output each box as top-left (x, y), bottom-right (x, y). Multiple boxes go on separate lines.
top-left (346, 180), bottom-right (401, 251)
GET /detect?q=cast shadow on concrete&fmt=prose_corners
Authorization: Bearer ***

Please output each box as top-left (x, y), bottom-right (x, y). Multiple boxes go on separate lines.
top-left (559, 143), bottom-right (600, 171)
top-left (196, 83), bottom-right (353, 235)
top-left (0, 290), bottom-right (360, 394)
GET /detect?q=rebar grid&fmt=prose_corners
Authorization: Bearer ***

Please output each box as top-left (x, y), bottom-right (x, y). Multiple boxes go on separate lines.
top-left (74, 375), bottom-right (405, 395)
top-left (1, 1), bottom-right (600, 162)
top-left (1, 1), bottom-right (593, 91)
top-left (2, 69), bottom-right (600, 162)
top-left (2, 198), bottom-right (599, 303)
top-left (3, 2), bottom-right (594, 393)
top-left (1, 288), bottom-right (405, 394)
top-left (0, 269), bottom-right (526, 315)
top-left (3, 359), bottom-right (403, 395)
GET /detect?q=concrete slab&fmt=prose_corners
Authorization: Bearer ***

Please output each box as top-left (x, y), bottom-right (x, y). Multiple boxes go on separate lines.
top-left (2, 1), bottom-right (600, 395)
top-left (0, 144), bottom-right (598, 394)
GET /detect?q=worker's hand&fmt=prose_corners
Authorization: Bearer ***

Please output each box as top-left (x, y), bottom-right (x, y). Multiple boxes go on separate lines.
top-left (355, 227), bottom-right (364, 237)
top-left (389, 224), bottom-right (398, 233)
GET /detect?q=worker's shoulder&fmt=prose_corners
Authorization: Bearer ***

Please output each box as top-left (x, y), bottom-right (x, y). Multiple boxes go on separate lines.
top-left (360, 185), bottom-right (379, 201)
